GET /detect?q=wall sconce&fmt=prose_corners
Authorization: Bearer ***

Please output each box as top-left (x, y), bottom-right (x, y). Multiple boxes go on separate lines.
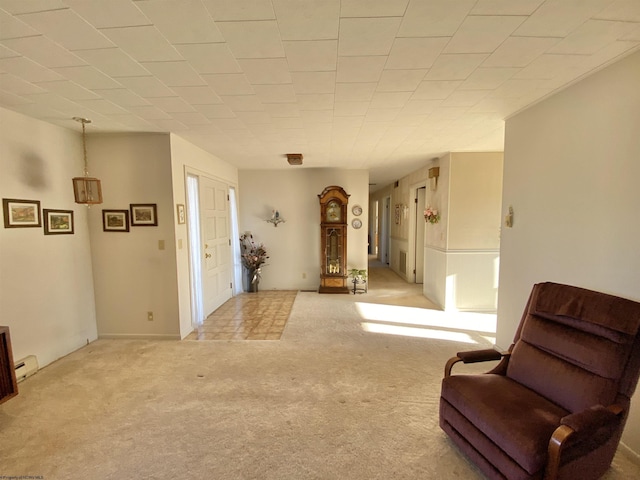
top-left (266, 210), bottom-right (285, 227)
top-left (505, 206), bottom-right (514, 228)
top-left (286, 153), bottom-right (303, 165)
top-left (72, 117), bottom-right (103, 205)
top-left (428, 167), bottom-right (440, 191)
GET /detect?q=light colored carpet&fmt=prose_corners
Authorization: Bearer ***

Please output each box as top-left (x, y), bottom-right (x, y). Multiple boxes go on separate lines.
top-left (1, 276), bottom-right (639, 478)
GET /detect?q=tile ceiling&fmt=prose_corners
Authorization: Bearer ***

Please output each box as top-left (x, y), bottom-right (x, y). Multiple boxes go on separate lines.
top-left (1, 0), bottom-right (639, 189)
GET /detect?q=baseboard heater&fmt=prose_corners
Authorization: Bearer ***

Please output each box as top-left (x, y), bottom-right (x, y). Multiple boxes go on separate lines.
top-left (15, 355), bottom-right (38, 383)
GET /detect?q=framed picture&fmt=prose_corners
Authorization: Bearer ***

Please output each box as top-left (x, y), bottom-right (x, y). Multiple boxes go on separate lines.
top-left (2, 198), bottom-right (41, 228)
top-left (176, 204), bottom-right (185, 224)
top-left (130, 204), bottom-right (158, 226)
top-left (102, 210), bottom-right (129, 232)
top-left (43, 209), bottom-right (74, 235)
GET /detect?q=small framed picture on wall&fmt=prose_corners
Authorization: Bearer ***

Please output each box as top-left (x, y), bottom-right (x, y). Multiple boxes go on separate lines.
top-left (2, 198), bottom-right (41, 228)
top-left (43, 209), bottom-right (74, 235)
top-left (103, 210), bottom-right (129, 232)
top-left (130, 204), bottom-right (158, 226)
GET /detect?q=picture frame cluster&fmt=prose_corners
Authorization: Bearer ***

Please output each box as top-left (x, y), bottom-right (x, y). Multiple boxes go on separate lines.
top-left (2, 198), bottom-right (158, 235)
top-left (103, 204), bottom-right (158, 232)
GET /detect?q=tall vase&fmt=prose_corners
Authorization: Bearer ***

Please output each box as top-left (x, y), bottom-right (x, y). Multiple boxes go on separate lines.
top-left (244, 267), bottom-right (259, 292)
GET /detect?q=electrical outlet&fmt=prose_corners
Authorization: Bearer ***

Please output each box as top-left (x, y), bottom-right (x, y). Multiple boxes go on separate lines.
top-left (147, 311), bottom-right (154, 321)
top-left (302, 272), bottom-right (306, 279)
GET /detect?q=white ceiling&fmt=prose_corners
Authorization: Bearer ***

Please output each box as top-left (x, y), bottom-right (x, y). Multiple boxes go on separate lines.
top-left (1, 0), bottom-right (639, 189)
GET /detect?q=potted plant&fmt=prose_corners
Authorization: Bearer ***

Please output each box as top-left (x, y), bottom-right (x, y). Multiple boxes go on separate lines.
top-left (349, 268), bottom-right (367, 294)
top-left (240, 234), bottom-right (268, 292)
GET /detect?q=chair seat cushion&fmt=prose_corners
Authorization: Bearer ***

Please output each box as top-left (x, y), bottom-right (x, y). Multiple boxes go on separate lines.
top-left (441, 374), bottom-right (569, 475)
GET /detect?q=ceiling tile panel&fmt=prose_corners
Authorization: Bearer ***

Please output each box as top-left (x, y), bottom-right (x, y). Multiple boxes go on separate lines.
top-left (376, 69), bottom-right (427, 92)
top-left (288, 93), bottom-right (331, 111)
top-left (100, 25), bottom-right (182, 62)
top-left (425, 54), bottom-right (489, 80)
top-left (1, 72), bottom-right (45, 95)
top-left (0, 0), bottom-right (67, 14)
top-left (203, 0), bottom-right (275, 20)
top-left (2, 36), bottom-right (85, 68)
top-left (203, 73), bottom-right (254, 95)
top-left (63, 0), bottom-right (151, 28)
top-left (92, 88), bottom-right (150, 107)
top-left (74, 98), bottom-right (128, 115)
top-left (253, 84), bottom-right (297, 103)
top-left (283, 40), bottom-right (337, 72)
top-left (171, 85), bottom-right (222, 104)
top-left (412, 80), bottom-right (462, 100)
top-left (136, 0), bottom-right (224, 44)
top-left (338, 17), bottom-right (401, 57)
top-left (471, 0), bottom-right (545, 15)
top-left (74, 48), bottom-right (150, 77)
top-left (33, 79), bottom-right (98, 99)
top-left (336, 56), bottom-right (386, 83)
top-left (459, 68), bottom-right (519, 90)
top-left (128, 104), bottom-right (172, 120)
top-left (369, 91), bottom-right (412, 109)
top-left (235, 110), bottom-right (272, 124)
top-left (441, 89), bottom-right (490, 107)
top-left (171, 111), bottom-right (212, 125)
top-left (140, 61), bottom-right (206, 87)
top-left (20, 91), bottom-right (82, 116)
top-left (0, 9), bottom-right (41, 39)
top-left (175, 43), bottom-right (242, 74)
top-left (482, 36), bottom-right (561, 67)
top-left (237, 58), bottom-right (292, 85)
top-left (146, 96), bottom-right (195, 113)
top-left (385, 37), bottom-right (449, 70)
top-left (194, 103), bottom-right (236, 118)
top-left (548, 19), bottom-right (638, 55)
top-left (595, 0), bottom-right (640, 22)
top-left (150, 118), bottom-right (189, 131)
top-left (514, 0), bottom-right (615, 37)
top-left (272, 0), bottom-right (340, 40)
top-left (52, 65), bottom-right (122, 89)
top-left (291, 71), bottom-right (335, 94)
top-left (444, 16), bottom-right (527, 54)
top-left (116, 76), bottom-right (176, 97)
top-left (334, 82), bottom-right (377, 102)
top-left (220, 95), bottom-right (264, 112)
top-left (217, 21), bottom-right (284, 58)
top-left (514, 54), bottom-right (584, 79)
top-left (340, 0), bottom-right (409, 17)
top-left (17, 9), bottom-right (114, 50)
top-left (398, 0), bottom-right (475, 37)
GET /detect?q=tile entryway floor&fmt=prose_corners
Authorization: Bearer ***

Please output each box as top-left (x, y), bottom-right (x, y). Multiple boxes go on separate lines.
top-left (186, 290), bottom-right (298, 341)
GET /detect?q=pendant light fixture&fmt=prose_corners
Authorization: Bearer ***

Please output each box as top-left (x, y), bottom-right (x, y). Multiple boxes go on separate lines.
top-left (72, 116), bottom-right (103, 205)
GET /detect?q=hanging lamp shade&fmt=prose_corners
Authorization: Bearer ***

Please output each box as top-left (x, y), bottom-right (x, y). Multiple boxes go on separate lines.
top-left (72, 117), bottom-right (103, 205)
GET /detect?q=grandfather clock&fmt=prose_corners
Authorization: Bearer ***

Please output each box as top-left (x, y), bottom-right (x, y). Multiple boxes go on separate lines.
top-left (318, 186), bottom-right (350, 294)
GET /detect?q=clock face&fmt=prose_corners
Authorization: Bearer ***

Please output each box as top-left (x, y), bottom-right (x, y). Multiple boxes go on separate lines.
top-left (326, 201), bottom-right (341, 222)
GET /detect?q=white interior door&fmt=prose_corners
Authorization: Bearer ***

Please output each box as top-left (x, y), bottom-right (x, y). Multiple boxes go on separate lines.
top-left (199, 176), bottom-right (232, 317)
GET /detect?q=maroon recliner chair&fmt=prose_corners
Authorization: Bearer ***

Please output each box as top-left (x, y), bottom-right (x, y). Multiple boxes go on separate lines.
top-left (440, 282), bottom-right (640, 480)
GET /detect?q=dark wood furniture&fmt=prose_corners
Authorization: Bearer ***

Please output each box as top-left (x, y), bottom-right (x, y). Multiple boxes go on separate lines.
top-left (440, 282), bottom-right (640, 480)
top-left (0, 326), bottom-right (18, 404)
top-left (318, 186), bottom-right (350, 294)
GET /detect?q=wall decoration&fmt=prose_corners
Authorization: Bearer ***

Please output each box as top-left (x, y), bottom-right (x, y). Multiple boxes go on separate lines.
top-left (130, 204), bottom-right (158, 226)
top-left (43, 209), bottom-right (74, 235)
top-left (351, 218), bottom-right (362, 229)
top-left (2, 198), bottom-right (41, 228)
top-left (102, 210), bottom-right (129, 232)
top-left (352, 205), bottom-right (362, 216)
top-left (176, 204), bottom-right (185, 224)
top-left (394, 204), bottom-right (401, 224)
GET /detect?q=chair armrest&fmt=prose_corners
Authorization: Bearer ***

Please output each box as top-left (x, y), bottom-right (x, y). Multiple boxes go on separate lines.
top-left (444, 349), bottom-right (508, 377)
top-left (545, 405), bottom-right (624, 480)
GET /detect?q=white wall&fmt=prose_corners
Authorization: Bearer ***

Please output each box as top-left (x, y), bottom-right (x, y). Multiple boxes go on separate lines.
top-left (424, 152), bottom-right (503, 311)
top-left (87, 134), bottom-right (180, 339)
top-left (497, 50), bottom-right (640, 455)
top-left (169, 133), bottom-right (238, 338)
top-left (238, 169), bottom-right (369, 291)
top-left (0, 108), bottom-right (97, 367)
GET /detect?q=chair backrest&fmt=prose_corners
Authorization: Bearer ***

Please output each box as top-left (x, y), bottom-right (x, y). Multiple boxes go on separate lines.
top-left (506, 282), bottom-right (640, 413)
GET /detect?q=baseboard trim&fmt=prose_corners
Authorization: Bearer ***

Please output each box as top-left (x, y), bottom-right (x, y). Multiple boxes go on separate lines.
top-left (98, 334), bottom-right (181, 341)
top-left (618, 441), bottom-right (640, 465)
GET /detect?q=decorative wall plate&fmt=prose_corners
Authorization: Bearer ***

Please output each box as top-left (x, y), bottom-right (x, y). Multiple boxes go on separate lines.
top-left (351, 218), bottom-right (362, 229)
top-left (352, 205), bottom-right (363, 216)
